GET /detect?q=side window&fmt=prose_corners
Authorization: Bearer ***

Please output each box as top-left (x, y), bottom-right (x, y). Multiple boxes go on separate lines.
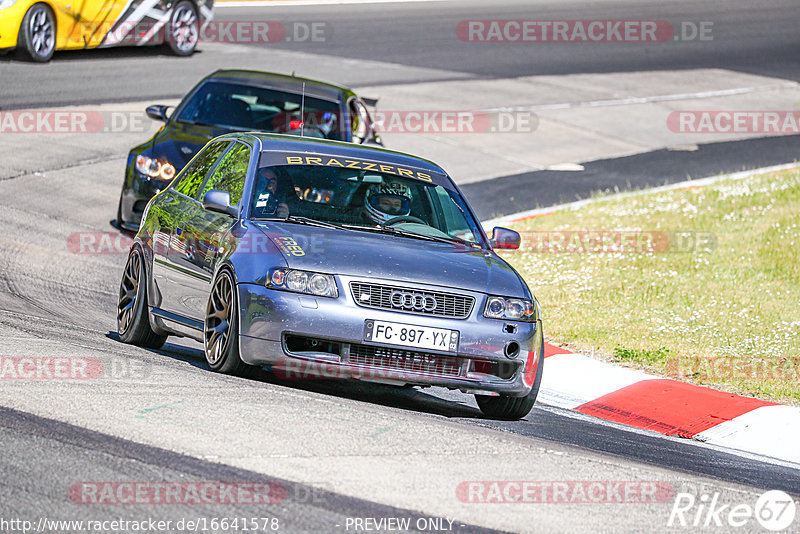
top-left (201, 142), bottom-right (251, 205)
top-left (173, 141), bottom-right (229, 199)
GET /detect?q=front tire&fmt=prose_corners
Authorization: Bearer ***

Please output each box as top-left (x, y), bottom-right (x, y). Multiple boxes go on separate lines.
top-left (17, 4), bottom-right (55, 62)
top-left (204, 269), bottom-right (255, 376)
top-left (165, 1), bottom-right (199, 56)
top-left (117, 248), bottom-right (168, 349)
top-left (476, 350), bottom-right (544, 420)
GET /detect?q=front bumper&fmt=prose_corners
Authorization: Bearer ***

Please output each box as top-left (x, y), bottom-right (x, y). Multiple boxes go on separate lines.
top-left (237, 276), bottom-right (543, 397)
top-left (120, 168), bottom-right (172, 230)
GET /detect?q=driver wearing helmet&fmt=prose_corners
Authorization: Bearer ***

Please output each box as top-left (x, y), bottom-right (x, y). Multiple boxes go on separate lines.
top-left (364, 181), bottom-right (412, 225)
top-left (253, 168), bottom-right (290, 218)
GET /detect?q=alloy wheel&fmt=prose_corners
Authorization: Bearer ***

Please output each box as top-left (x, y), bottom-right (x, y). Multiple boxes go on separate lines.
top-left (205, 273), bottom-right (234, 365)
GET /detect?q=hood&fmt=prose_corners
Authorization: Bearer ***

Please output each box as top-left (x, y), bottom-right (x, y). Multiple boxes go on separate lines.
top-left (253, 222), bottom-right (528, 297)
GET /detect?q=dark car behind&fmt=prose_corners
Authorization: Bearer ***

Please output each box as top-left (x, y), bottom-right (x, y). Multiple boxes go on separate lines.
top-left (117, 69), bottom-right (382, 231)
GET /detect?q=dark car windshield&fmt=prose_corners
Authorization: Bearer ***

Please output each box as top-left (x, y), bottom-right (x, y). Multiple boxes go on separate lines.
top-left (174, 81), bottom-right (344, 141)
top-left (248, 164), bottom-right (486, 247)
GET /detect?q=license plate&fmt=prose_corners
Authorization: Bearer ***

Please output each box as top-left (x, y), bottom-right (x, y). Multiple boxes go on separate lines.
top-left (363, 320), bottom-right (459, 352)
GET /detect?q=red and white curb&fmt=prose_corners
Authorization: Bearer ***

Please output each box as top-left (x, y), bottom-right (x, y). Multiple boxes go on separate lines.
top-left (539, 343), bottom-right (800, 466)
top-left (482, 162), bottom-right (800, 466)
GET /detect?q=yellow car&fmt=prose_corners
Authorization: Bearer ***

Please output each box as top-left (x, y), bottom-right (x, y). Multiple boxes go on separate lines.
top-left (0, 0), bottom-right (213, 62)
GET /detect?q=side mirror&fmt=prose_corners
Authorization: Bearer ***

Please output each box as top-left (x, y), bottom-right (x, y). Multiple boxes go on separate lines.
top-left (202, 190), bottom-right (238, 218)
top-left (490, 227), bottom-right (521, 250)
top-left (145, 105), bottom-right (170, 122)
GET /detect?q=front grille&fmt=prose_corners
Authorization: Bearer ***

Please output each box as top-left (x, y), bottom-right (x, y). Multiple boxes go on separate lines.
top-left (350, 282), bottom-right (474, 319)
top-left (349, 343), bottom-right (462, 378)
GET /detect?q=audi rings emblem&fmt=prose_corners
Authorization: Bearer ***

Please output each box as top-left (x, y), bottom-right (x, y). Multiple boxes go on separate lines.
top-left (390, 290), bottom-right (438, 312)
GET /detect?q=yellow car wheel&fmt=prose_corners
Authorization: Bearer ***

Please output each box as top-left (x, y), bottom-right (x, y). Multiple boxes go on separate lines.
top-left (17, 3), bottom-right (55, 62)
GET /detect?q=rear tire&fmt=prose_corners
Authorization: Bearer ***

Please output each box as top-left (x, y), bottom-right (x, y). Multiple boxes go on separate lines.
top-left (16, 4), bottom-right (55, 62)
top-left (204, 269), bottom-right (256, 377)
top-left (165, 1), bottom-right (199, 56)
top-left (117, 248), bottom-right (168, 349)
top-left (476, 350), bottom-right (544, 420)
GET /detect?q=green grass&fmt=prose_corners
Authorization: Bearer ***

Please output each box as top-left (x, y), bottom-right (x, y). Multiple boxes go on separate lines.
top-left (500, 168), bottom-right (800, 403)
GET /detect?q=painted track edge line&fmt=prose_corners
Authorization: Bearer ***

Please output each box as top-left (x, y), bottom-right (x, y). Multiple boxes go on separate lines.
top-left (481, 161), bottom-right (800, 229)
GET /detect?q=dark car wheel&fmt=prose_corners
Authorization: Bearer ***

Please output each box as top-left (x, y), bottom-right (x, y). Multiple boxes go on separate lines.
top-left (16, 4), bottom-right (55, 62)
top-left (475, 350), bottom-right (544, 420)
top-left (117, 248), bottom-right (168, 349)
top-left (204, 269), bottom-right (255, 376)
top-left (165, 0), bottom-right (199, 56)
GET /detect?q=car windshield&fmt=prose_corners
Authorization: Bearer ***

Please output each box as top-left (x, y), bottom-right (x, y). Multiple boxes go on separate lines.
top-left (249, 164), bottom-right (486, 247)
top-left (174, 81), bottom-right (344, 141)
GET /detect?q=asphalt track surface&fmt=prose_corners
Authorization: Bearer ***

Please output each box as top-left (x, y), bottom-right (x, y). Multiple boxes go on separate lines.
top-left (1, 1), bottom-right (800, 532)
top-left (465, 134), bottom-right (800, 219)
top-left (1, 0), bottom-right (799, 107)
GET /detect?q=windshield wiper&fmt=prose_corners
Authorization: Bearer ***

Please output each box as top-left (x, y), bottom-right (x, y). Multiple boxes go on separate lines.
top-left (254, 215), bottom-right (343, 230)
top-left (180, 119), bottom-right (224, 128)
top-left (342, 224), bottom-right (476, 247)
top-left (180, 119), bottom-right (251, 130)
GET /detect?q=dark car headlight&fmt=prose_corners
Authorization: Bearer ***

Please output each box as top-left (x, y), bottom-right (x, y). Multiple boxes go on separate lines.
top-left (269, 268), bottom-right (338, 298)
top-left (135, 155), bottom-right (175, 181)
top-left (484, 296), bottom-right (538, 322)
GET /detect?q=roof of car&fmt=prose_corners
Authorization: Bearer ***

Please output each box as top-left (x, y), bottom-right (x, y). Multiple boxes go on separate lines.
top-left (205, 70), bottom-right (353, 102)
top-left (232, 133), bottom-right (450, 178)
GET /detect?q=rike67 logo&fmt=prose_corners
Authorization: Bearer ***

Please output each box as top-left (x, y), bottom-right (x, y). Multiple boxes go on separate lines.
top-left (668, 489), bottom-right (796, 531)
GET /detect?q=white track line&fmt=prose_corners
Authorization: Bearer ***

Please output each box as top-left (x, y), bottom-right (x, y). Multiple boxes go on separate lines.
top-left (482, 82), bottom-right (800, 113)
top-left (482, 161), bottom-right (800, 228)
top-left (217, 0), bottom-right (452, 8)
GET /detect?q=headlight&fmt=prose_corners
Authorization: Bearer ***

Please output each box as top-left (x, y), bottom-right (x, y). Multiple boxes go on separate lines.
top-left (0, 0), bottom-right (19, 9)
top-left (484, 296), bottom-right (537, 322)
top-left (269, 268), bottom-right (337, 298)
top-left (135, 155), bottom-right (176, 181)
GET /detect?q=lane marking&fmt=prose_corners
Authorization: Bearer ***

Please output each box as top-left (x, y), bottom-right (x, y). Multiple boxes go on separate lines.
top-left (217, 0), bottom-right (452, 7)
top-left (482, 82), bottom-right (800, 113)
top-left (483, 162), bottom-right (800, 228)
